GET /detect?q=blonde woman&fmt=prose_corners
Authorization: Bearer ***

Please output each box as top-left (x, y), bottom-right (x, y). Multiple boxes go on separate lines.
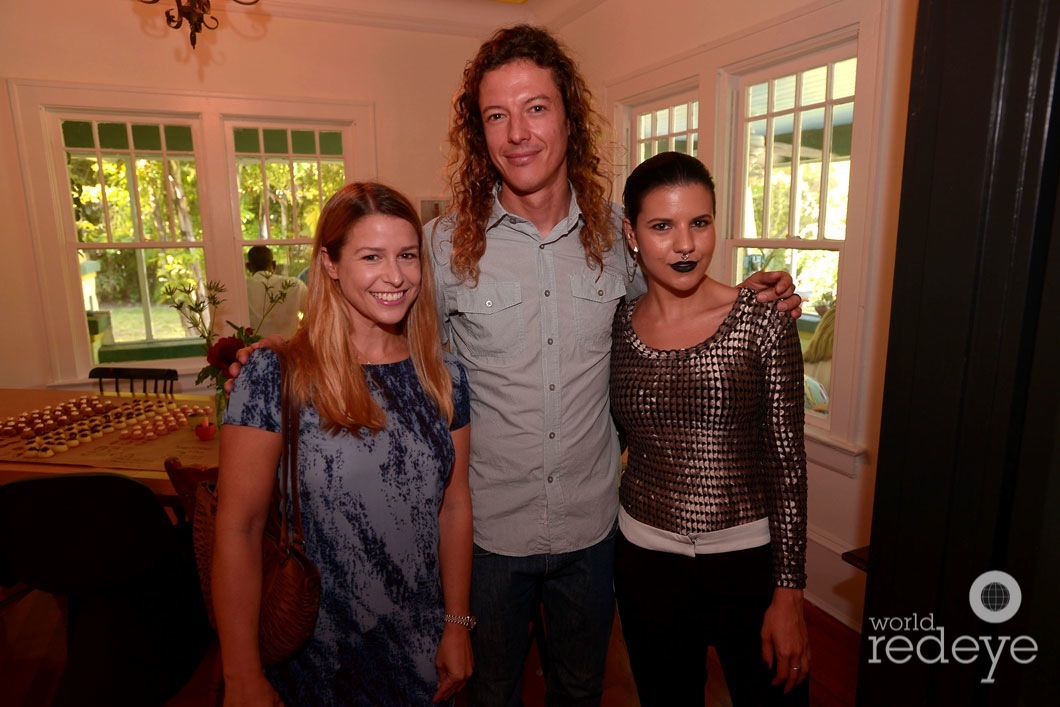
top-left (213, 183), bottom-right (473, 705)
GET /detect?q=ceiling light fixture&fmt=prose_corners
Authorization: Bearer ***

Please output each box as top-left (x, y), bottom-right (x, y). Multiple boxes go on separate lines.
top-left (139, 0), bottom-right (260, 49)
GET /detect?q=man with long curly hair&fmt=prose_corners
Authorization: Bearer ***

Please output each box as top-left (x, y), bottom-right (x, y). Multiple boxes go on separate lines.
top-left (428, 25), bottom-right (800, 705)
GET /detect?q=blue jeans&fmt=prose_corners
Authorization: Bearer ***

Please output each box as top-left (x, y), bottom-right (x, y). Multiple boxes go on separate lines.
top-left (464, 526), bottom-right (617, 707)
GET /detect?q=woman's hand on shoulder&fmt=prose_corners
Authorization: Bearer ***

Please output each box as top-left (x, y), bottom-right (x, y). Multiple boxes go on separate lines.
top-left (760, 586), bottom-right (811, 693)
top-left (433, 624), bottom-right (473, 703)
top-left (741, 270), bottom-right (803, 318)
top-left (221, 672), bottom-right (284, 707)
top-left (223, 334), bottom-right (290, 394)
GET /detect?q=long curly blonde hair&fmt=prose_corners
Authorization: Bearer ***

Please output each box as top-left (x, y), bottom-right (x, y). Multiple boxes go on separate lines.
top-left (443, 24), bottom-right (615, 285)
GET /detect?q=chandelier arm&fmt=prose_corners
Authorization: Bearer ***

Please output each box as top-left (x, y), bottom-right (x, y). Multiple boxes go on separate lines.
top-left (164, 8), bottom-right (185, 29)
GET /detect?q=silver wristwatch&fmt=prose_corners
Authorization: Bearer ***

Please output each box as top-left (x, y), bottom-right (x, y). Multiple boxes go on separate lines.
top-left (443, 613), bottom-right (478, 630)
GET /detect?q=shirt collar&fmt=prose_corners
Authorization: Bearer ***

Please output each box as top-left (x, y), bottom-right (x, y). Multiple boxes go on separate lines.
top-left (487, 182), bottom-right (585, 240)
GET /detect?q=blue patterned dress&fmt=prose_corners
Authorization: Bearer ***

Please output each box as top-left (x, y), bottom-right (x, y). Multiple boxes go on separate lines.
top-left (224, 349), bottom-right (471, 706)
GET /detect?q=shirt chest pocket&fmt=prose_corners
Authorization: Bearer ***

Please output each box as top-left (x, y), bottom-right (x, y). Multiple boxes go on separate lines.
top-left (453, 282), bottom-right (525, 359)
top-left (571, 272), bottom-right (626, 352)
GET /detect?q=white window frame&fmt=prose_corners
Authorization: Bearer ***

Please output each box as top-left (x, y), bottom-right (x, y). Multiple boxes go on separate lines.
top-left (9, 79), bottom-right (375, 386)
top-left (630, 91), bottom-right (700, 166)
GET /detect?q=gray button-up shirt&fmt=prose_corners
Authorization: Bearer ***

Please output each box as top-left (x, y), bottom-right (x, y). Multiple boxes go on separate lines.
top-left (429, 190), bottom-right (645, 556)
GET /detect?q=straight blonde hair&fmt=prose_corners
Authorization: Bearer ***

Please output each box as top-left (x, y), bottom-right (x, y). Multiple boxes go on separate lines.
top-left (286, 182), bottom-right (453, 435)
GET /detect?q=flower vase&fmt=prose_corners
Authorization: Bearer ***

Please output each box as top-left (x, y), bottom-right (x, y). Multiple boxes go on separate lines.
top-left (214, 389), bottom-right (227, 426)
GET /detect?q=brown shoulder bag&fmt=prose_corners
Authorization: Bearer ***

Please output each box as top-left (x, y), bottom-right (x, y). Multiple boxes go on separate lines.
top-left (192, 356), bottom-right (321, 665)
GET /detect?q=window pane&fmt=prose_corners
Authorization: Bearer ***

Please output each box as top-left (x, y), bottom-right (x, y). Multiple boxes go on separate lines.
top-left (291, 130), bottom-right (316, 155)
top-left (638, 113), bottom-right (652, 140)
top-left (98, 123), bottom-right (129, 150)
top-left (801, 66), bottom-right (828, 105)
top-left (293, 161), bottom-right (320, 237)
top-left (654, 108), bottom-right (669, 136)
top-left (101, 156), bottom-right (136, 243)
top-left (832, 102), bottom-right (854, 158)
top-left (137, 158), bottom-right (172, 242)
top-left (674, 135), bottom-right (688, 155)
top-left (833, 58), bottom-right (858, 99)
top-left (265, 160), bottom-right (294, 239)
top-left (263, 129), bottom-right (288, 153)
top-left (691, 101), bottom-right (699, 129)
top-left (319, 131), bottom-right (343, 156)
top-left (748, 82), bottom-right (768, 117)
top-left (164, 125), bottom-right (194, 152)
top-left (673, 104), bottom-right (688, 133)
top-left (774, 75), bottom-right (796, 112)
top-left (769, 115), bottom-right (794, 238)
top-left (63, 121), bottom-right (94, 149)
top-left (68, 155), bottom-right (106, 244)
top-left (234, 127), bottom-right (260, 153)
top-left (238, 160), bottom-right (265, 239)
top-left (320, 160), bottom-right (346, 200)
top-left (80, 247), bottom-right (207, 348)
top-left (168, 159), bottom-right (201, 241)
top-left (744, 120), bottom-right (767, 238)
top-left (132, 124), bottom-right (162, 151)
top-left (825, 159), bottom-right (850, 241)
top-left (639, 141), bottom-right (652, 163)
top-left (797, 108), bottom-right (825, 239)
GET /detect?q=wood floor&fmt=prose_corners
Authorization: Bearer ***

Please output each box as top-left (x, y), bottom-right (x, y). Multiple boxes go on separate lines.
top-left (0, 587), bottom-right (858, 707)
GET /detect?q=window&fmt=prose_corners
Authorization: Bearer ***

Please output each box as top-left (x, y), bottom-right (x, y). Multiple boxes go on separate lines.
top-left (632, 94), bottom-right (699, 165)
top-left (730, 55), bottom-right (857, 414)
top-left (232, 125), bottom-right (347, 327)
top-left (11, 80), bottom-right (374, 383)
top-left (62, 119), bottom-right (206, 363)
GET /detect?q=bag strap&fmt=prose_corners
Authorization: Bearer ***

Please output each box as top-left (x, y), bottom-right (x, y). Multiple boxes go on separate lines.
top-left (276, 350), bottom-right (305, 554)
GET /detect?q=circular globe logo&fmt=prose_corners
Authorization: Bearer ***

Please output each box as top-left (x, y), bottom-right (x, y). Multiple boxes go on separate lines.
top-left (969, 571), bottom-right (1021, 623)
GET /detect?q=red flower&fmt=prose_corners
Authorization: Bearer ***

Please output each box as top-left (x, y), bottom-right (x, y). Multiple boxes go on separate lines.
top-left (206, 336), bottom-right (244, 372)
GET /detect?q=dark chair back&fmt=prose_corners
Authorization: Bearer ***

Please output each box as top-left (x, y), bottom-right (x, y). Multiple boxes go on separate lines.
top-left (88, 366), bottom-right (179, 395)
top-left (164, 457), bottom-right (219, 525)
top-left (0, 473), bottom-right (212, 706)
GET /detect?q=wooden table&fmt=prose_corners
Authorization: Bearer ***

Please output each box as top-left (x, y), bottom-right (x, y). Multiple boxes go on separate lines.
top-left (0, 388), bottom-right (219, 498)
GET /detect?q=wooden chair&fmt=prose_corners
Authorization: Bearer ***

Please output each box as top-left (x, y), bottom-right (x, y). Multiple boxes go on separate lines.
top-left (89, 366), bottom-right (179, 395)
top-left (164, 457), bottom-right (219, 526)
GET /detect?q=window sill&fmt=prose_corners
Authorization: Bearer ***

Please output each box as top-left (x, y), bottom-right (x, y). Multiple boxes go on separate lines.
top-left (805, 426), bottom-right (867, 478)
top-left (97, 339), bottom-right (205, 364)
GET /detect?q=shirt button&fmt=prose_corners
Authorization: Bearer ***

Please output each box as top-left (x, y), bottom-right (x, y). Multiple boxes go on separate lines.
top-left (485, 300), bottom-right (493, 307)
top-left (539, 244), bottom-right (545, 249)
top-left (597, 289), bottom-right (604, 296)
top-left (549, 384), bottom-right (555, 391)
top-left (508, 216), bottom-right (517, 224)
top-left (547, 475), bottom-right (554, 483)
top-left (544, 290), bottom-right (550, 297)
top-left (548, 432), bottom-right (556, 439)
top-left (547, 338), bottom-right (554, 345)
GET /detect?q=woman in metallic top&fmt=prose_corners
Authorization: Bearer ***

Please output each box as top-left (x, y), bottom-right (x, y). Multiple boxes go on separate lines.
top-left (610, 151), bottom-right (810, 706)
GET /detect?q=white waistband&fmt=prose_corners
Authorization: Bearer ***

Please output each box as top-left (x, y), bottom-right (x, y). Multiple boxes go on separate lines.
top-left (618, 506), bottom-right (770, 557)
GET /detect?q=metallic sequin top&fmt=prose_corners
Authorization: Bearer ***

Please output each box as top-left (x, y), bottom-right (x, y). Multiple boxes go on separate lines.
top-left (610, 288), bottom-right (808, 588)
